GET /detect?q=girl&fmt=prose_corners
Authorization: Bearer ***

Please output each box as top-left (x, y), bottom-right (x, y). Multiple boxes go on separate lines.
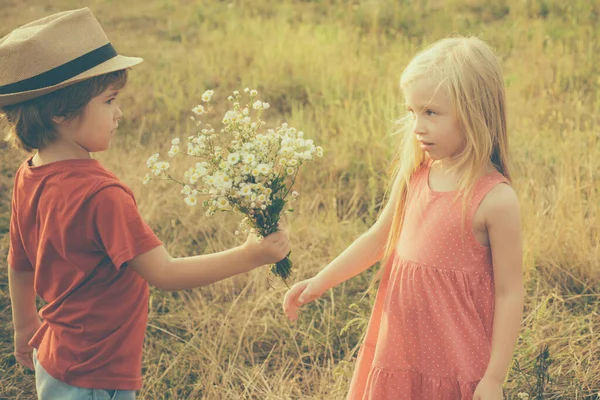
top-left (283, 36), bottom-right (524, 400)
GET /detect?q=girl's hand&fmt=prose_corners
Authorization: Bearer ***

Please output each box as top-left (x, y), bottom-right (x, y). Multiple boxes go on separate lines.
top-left (473, 376), bottom-right (503, 400)
top-left (283, 277), bottom-right (327, 321)
top-left (14, 319), bottom-right (41, 370)
top-left (243, 229), bottom-right (290, 267)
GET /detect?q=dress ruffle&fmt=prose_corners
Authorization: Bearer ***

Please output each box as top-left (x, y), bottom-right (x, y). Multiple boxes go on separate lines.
top-left (348, 343), bottom-right (480, 399)
top-left (363, 366), bottom-right (479, 400)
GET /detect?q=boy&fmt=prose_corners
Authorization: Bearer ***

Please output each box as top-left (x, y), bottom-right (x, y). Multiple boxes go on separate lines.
top-left (1, 8), bottom-right (290, 399)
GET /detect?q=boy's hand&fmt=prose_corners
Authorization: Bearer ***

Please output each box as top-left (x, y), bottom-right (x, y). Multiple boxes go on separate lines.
top-left (283, 277), bottom-right (327, 321)
top-left (14, 319), bottom-right (41, 370)
top-left (243, 229), bottom-right (290, 267)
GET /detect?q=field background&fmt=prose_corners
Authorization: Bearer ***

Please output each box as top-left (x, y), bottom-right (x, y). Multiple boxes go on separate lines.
top-left (0, 0), bottom-right (598, 398)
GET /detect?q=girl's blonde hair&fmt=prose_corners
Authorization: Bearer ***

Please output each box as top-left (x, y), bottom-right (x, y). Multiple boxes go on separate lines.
top-left (383, 36), bottom-right (511, 263)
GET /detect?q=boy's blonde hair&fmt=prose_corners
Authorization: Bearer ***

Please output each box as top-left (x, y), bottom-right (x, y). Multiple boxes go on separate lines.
top-left (1, 70), bottom-right (128, 152)
top-left (384, 36), bottom-right (511, 262)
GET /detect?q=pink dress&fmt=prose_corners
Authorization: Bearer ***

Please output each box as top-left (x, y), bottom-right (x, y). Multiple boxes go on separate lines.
top-left (347, 161), bottom-right (509, 399)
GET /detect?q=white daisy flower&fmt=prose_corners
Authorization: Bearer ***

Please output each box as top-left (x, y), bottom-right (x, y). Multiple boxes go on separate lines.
top-left (146, 153), bottom-right (159, 168)
top-left (201, 90), bottom-right (214, 102)
top-left (189, 173), bottom-right (201, 185)
top-left (243, 153), bottom-right (257, 165)
top-left (168, 144), bottom-right (180, 157)
top-left (216, 197), bottom-right (229, 209)
top-left (257, 163), bottom-right (271, 175)
top-left (192, 105), bottom-right (205, 115)
top-left (227, 152), bottom-right (241, 165)
top-left (151, 161), bottom-right (170, 176)
top-left (239, 185), bottom-right (253, 196)
top-left (205, 175), bottom-right (217, 186)
top-left (184, 195), bottom-right (197, 206)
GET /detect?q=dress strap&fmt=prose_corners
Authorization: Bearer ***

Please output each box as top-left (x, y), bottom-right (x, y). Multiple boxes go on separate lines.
top-left (467, 172), bottom-right (510, 225)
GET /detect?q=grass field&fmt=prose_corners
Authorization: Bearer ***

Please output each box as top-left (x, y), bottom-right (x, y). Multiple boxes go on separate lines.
top-left (0, 0), bottom-right (598, 398)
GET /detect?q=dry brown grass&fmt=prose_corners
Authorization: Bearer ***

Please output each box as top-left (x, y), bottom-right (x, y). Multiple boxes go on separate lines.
top-left (1, 0), bottom-right (598, 398)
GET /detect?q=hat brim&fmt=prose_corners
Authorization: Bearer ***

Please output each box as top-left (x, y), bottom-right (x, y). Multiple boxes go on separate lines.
top-left (0, 55), bottom-right (143, 107)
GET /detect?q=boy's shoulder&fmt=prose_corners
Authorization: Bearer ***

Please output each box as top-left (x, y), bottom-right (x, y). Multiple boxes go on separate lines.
top-left (14, 156), bottom-right (136, 203)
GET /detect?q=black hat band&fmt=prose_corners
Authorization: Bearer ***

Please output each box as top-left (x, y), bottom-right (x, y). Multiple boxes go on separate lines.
top-left (0, 43), bottom-right (118, 95)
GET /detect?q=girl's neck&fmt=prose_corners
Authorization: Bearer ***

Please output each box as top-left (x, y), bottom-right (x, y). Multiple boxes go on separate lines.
top-left (430, 158), bottom-right (496, 183)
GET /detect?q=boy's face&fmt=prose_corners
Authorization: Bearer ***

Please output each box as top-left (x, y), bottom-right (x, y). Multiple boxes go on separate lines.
top-left (65, 86), bottom-right (122, 152)
top-left (404, 79), bottom-right (465, 162)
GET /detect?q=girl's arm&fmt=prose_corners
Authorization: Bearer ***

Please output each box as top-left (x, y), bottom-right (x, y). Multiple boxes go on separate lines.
top-left (314, 172), bottom-right (404, 290)
top-left (283, 173), bottom-right (403, 320)
top-left (478, 184), bottom-right (525, 388)
top-left (8, 267), bottom-right (41, 370)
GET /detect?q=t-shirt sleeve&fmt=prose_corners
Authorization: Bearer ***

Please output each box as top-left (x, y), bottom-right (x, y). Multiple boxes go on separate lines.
top-left (7, 192), bottom-right (33, 271)
top-left (89, 185), bottom-right (162, 270)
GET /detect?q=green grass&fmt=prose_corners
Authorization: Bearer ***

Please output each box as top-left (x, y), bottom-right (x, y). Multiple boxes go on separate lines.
top-left (1, 0), bottom-right (599, 398)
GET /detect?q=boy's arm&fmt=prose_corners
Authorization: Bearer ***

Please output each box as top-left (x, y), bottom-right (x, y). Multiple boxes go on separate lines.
top-left (90, 185), bottom-right (289, 291)
top-left (480, 184), bottom-right (525, 385)
top-left (8, 267), bottom-right (41, 370)
top-left (129, 230), bottom-right (289, 291)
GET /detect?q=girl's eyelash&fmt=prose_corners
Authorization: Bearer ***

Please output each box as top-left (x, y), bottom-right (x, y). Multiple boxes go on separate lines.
top-left (406, 108), bottom-right (436, 116)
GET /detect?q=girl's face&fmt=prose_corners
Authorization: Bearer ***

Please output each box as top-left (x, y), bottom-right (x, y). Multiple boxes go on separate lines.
top-left (404, 79), bottom-right (465, 163)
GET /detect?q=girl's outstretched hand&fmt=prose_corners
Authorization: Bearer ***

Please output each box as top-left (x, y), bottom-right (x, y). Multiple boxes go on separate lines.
top-left (283, 277), bottom-right (327, 321)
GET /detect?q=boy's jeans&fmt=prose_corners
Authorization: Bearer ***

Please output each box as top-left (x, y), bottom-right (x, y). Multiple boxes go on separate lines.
top-left (33, 349), bottom-right (136, 400)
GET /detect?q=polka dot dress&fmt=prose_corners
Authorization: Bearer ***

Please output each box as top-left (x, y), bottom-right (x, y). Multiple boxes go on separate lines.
top-left (347, 161), bottom-right (509, 400)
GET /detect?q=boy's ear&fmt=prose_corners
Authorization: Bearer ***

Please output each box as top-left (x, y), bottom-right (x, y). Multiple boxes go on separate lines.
top-left (52, 115), bottom-right (67, 125)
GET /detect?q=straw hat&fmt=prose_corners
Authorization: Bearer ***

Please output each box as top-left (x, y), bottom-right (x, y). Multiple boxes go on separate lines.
top-left (0, 8), bottom-right (143, 107)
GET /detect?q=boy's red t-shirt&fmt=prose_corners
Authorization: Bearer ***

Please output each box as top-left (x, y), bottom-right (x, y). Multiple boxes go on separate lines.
top-left (7, 156), bottom-right (162, 390)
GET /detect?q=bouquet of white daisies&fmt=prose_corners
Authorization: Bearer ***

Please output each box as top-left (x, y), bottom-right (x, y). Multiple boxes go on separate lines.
top-left (144, 88), bottom-right (322, 282)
